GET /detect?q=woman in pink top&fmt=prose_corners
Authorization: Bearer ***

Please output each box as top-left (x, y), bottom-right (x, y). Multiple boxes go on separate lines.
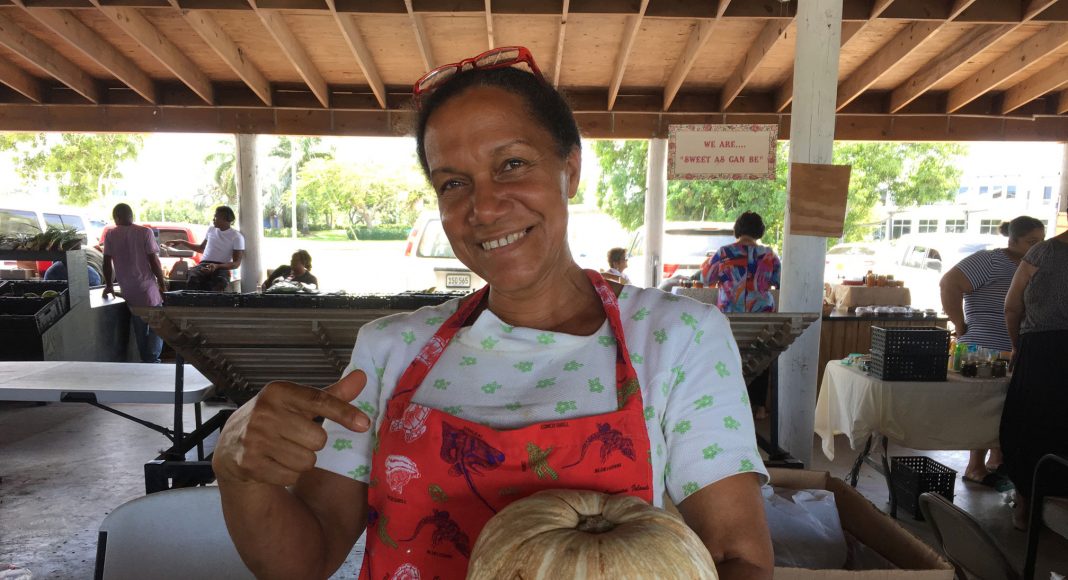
top-left (102, 203), bottom-right (167, 363)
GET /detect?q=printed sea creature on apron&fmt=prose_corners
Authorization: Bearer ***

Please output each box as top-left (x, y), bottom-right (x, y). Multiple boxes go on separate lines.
top-left (390, 403), bottom-right (432, 443)
top-left (563, 422), bottom-right (636, 468)
top-left (440, 422), bottom-right (506, 513)
top-left (385, 455), bottom-right (421, 494)
top-left (399, 509), bottom-right (472, 558)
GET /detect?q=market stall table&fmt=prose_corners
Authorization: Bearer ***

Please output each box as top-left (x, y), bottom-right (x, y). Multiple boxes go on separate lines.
top-left (814, 361), bottom-right (1009, 516)
top-left (0, 360), bottom-right (226, 493)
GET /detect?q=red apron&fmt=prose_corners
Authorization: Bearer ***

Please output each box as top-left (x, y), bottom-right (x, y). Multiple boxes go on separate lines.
top-left (358, 270), bottom-right (653, 580)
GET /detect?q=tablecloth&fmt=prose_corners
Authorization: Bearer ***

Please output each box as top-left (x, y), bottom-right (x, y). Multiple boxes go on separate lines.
top-left (830, 285), bottom-right (911, 308)
top-left (814, 362), bottom-right (1008, 460)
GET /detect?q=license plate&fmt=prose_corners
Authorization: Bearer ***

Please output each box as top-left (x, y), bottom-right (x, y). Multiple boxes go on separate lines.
top-left (445, 273), bottom-right (471, 288)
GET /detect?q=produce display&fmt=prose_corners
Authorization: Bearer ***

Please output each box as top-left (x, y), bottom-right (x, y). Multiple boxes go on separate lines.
top-left (0, 226), bottom-right (83, 251)
top-left (466, 489), bottom-right (718, 579)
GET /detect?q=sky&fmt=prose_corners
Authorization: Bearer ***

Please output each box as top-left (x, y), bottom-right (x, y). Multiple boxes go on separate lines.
top-left (0, 133), bottom-right (1062, 216)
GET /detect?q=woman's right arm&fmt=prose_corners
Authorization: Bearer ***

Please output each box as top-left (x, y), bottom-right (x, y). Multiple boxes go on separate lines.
top-left (214, 372), bottom-right (371, 579)
top-left (1003, 260), bottom-right (1036, 354)
top-left (939, 267), bottom-right (973, 337)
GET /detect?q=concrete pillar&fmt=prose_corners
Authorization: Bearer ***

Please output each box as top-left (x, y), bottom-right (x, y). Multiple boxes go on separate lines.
top-left (777, 0), bottom-right (843, 466)
top-left (235, 133), bottom-right (263, 293)
top-left (643, 138), bottom-right (668, 287)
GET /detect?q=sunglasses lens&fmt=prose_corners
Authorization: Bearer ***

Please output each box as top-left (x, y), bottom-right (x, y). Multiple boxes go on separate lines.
top-left (417, 66), bottom-right (457, 94)
top-left (475, 47), bottom-right (520, 68)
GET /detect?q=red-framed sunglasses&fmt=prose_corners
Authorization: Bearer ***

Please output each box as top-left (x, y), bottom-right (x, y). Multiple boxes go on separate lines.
top-left (413, 46), bottom-right (544, 101)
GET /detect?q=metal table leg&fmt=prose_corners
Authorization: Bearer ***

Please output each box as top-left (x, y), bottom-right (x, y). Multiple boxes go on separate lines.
top-left (848, 434), bottom-right (874, 487)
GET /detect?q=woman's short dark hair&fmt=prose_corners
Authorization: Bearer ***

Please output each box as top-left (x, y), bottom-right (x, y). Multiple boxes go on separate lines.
top-left (734, 211), bottom-right (766, 240)
top-left (215, 206), bottom-right (236, 223)
top-left (999, 215), bottom-right (1044, 239)
top-left (291, 249), bottom-right (312, 270)
top-left (414, 67), bottom-right (581, 177)
top-left (607, 247), bottom-right (627, 265)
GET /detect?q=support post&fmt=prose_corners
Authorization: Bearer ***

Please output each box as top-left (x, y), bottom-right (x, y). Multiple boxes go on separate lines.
top-left (643, 138), bottom-right (668, 287)
top-left (777, 0), bottom-right (843, 466)
top-left (1058, 142), bottom-right (1067, 235)
top-left (235, 133), bottom-right (262, 293)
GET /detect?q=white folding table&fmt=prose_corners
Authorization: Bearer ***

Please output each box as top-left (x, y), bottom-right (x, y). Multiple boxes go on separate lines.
top-left (0, 360), bottom-right (230, 493)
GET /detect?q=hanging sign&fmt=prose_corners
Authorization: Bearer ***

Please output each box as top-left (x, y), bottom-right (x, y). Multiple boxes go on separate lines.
top-left (668, 124), bottom-right (778, 180)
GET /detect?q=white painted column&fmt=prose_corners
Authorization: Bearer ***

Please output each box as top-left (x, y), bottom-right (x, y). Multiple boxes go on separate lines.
top-left (777, 0), bottom-right (843, 466)
top-left (1059, 143), bottom-right (1068, 224)
top-left (236, 133), bottom-right (263, 293)
top-left (643, 138), bottom-right (668, 287)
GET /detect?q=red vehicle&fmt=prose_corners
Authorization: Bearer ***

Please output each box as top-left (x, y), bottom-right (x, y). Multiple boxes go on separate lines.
top-left (98, 223), bottom-right (203, 279)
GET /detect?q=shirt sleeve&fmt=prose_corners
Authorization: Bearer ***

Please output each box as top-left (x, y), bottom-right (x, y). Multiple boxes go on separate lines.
top-left (315, 322), bottom-right (385, 482)
top-left (143, 228), bottom-right (159, 255)
top-left (770, 251), bottom-right (782, 288)
top-left (662, 306), bottom-right (768, 504)
top-left (1023, 241), bottom-right (1049, 268)
top-left (233, 231), bottom-right (246, 251)
top-left (954, 250), bottom-right (992, 291)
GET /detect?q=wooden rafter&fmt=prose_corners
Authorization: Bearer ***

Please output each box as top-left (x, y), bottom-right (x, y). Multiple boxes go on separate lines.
top-left (551, 0), bottom-right (569, 87)
top-left (661, 0), bottom-right (730, 110)
top-left (249, 2), bottom-right (329, 108)
top-left (18, 5), bottom-right (156, 103)
top-left (836, 21), bottom-right (942, 111)
top-left (946, 23), bottom-right (1068, 113)
top-left (325, 0), bottom-right (385, 108)
top-left (89, 1), bottom-right (212, 104)
top-left (484, 0), bottom-right (493, 51)
top-left (404, 0), bottom-right (434, 72)
top-left (721, 19), bottom-right (789, 111)
top-left (0, 11), bottom-right (97, 102)
top-left (889, 24), bottom-right (1014, 113)
top-left (774, 20), bottom-right (864, 112)
top-left (171, 1), bottom-right (272, 106)
top-left (607, 0), bottom-right (648, 110)
top-left (1001, 55), bottom-right (1068, 114)
top-left (1059, 88), bottom-right (1068, 114)
top-left (0, 55), bottom-right (41, 102)
top-left (1024, 0), bottom-right (1060, 21)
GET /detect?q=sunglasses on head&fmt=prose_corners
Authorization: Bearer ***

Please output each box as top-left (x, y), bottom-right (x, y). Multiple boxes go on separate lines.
top-left (412, 46), bottom-right (544, 104)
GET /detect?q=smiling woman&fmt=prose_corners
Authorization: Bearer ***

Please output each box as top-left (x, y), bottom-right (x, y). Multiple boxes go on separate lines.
top-left (212, 47), bottom-right (773, 580)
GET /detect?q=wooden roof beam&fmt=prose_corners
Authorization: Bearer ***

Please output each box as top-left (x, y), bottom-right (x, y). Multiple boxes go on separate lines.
top-left (484, 0), bottom-right (493, 50)
top-left (606, 0), bottom-right (648, 110)
top-left (774, 20), bottom-right (864, 112)
top-left (0, 56), bottom-right (41, 102)
top-left (250, 1), bottom-right (329, 107)
top-left (551, 0), bottom-right (568, 87)
top-left (661, 0), bottom-right (730, 110)
top-left (721, 18), bottom-right (789, 111)
top-left (946, 22), bottom-right (1068, 112)
top-left (1024, 0), bottom-right (1060, 21)
top-left (325, 0), bottom-right (385, 108)
top-left (1059, 88), bottom-right (1068, 114)
top-left (1001, 55), bottom-right (1068, 113)
top-left (405, 0), bottom-right (434, 72)
top-left (89, 1), bottom-right (212, 104)
top-left (836, 20), bottom-right (943, 110)
top-left (0, 12), bottom-right (97, 102)
top-left (18, 5), bottom-right (156, 103)
top-left (172, 1), bottom-right (272, 106)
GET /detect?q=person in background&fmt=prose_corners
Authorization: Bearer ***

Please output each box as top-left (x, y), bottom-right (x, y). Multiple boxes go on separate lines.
top-left (1001, 210), bottom-right (1068, 529)
top-left (940, 215), bottom-right (1045, 490)
top-left (43, 261), bottom-right (103, 286)
top-left (263, 249), bottom-right (318, 290)
top-left (101, 203), bottom-right (167, 364)
top-left (700, 211), bottom-right (781, 420)
top-left (602, 247), bottom-right (631, 285)
top-left (165, 206), bottom-right (245, 292)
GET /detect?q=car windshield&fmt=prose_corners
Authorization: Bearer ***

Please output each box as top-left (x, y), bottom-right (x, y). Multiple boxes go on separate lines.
top-left (0, 209), bottom-right (41, 235)
top-left (157, 229), bottom-right (189, 245)
top-left (664, 229), bottom-right (735, 258)
top-left (417, 220), bottom-right (457, 259)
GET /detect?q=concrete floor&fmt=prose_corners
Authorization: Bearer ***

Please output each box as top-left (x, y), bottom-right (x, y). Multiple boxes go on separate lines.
top-left (1, 397), bottom-right (1066, 579)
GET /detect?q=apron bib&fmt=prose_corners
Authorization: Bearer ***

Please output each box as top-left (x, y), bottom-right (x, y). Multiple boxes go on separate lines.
top-left (359, 270), bottom-right (653, 580)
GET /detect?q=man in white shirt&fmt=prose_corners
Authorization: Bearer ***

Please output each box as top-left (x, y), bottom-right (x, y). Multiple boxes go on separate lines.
top-left (165, 205), bottom-right (245, 291)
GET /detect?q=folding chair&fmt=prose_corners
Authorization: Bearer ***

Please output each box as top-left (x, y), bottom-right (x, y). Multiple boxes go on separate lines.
top-left (94, 486), bottom-right (254, 580)
top-left (1024, 453), bottom-right (1068, 580)
top-left (919, 492), bottom-right (1021, 580)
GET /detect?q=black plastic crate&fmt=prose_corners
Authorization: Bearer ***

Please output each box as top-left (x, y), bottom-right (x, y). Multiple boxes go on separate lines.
top-left (0, 293), bottom-right (67, 335)
top-left (870, 326), bottom-right (950, 381)
top-left (162, 291), bottom-right (243, 307)
top-left (890, 456), bottom-right (957, 520)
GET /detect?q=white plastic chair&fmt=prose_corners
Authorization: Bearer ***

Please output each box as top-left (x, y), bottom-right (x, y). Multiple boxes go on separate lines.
top-left (94, 486), bottom-right (254, 580)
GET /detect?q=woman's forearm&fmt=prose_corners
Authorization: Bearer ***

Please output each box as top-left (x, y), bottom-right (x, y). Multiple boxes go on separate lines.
top-left (218, 480), bottom-right (332, 579)
top-left (1005, 307), bottom-right (1023, 348)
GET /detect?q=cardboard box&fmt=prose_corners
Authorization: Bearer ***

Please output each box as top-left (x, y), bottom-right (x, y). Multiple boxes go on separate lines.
top-left (665, 469), bottom-right (952, 578)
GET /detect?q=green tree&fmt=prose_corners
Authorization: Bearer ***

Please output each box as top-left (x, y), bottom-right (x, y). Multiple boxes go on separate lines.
top-left (593, 140), bottom-right (966, 246)
top-left (268, 137), bottom-right (334, 230)
top-left (0, 133), bottom-right (143, 206)
top-left (298, 159), bottom-right (434, 236)
top-left (202, 139), bottom-right (237, 207)
top-left (138, 199), bottom-right (213, 224)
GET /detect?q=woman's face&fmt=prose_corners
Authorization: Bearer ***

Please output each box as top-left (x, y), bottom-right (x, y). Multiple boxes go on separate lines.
top-left (422, 86), bottom-right (581, 292)
top-left (1008, 228), bottom-right (1045, 255)
top-left (290, 257), bottom-right (307, 276)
